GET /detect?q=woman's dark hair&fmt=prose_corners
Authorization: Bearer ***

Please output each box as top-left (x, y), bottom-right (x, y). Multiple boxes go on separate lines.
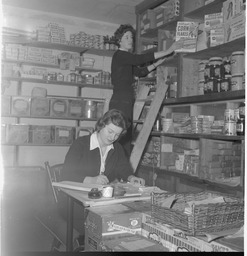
top-left (95, 109), bottom-right (129, 135)
top-left (114, 24), bottom-right (136, 47)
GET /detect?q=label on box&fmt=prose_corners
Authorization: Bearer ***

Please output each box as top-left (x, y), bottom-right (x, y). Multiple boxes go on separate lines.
top-left (175, 21), bottom-right (199, 52)
top-left (210, 27), bottom-right (224, 47)
top-left (204, 12), bottom-right (223, 29)
top-left (224, 11), bottom-right (245, 43)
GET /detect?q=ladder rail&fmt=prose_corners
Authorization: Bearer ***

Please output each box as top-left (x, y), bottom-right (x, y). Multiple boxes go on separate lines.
top-left (130, 66), bottom-right (168, 173)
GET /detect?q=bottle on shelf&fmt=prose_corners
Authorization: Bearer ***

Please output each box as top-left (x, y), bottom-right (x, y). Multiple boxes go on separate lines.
top-left (236, 102), bottom-right (245, 136)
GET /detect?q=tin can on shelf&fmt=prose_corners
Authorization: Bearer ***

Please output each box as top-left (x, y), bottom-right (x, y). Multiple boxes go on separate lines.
top-left (231, 51), bottom-right (245, 75)
top-left (224, 109), bottom-right (235, 121)
top-left (199, 60), bottom-right (208, 70)
top-left (84, 100), bottom-right (97, 119)
top-left (209, 57), bottom-right (223, 66)
top-left (224, 121), bottom-right (236, 136)
top-left (198, 80), bottom-right (204, 95)
top-left (223, 59), bottom-right (231, 76)
top-left (231, 73), bottom-right (243, 91)
top-left (220, 75), bottom-right (231, 92)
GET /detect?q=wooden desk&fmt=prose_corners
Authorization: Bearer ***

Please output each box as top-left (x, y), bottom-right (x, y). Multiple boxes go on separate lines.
top-left (60, 188), bottom-right (151, 251)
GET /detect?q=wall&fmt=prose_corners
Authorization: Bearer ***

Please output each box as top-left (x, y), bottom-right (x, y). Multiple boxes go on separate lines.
top-left (2, 5), bottom-right (118, 167)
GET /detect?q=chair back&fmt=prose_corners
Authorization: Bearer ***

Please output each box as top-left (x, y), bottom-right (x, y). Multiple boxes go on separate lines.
top-left (45, 161), bottom-right (63, 203)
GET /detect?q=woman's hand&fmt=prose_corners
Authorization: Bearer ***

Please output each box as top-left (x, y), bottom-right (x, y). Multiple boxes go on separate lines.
top-left (84, 175), bottom-right (109, 185)
top-left (168, 39), bottom-right (184, 53)
top-left (128, 175), bottom-right (145, 186)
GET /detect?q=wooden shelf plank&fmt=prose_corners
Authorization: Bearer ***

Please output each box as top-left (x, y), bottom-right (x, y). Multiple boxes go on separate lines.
top-left (2, 37), bottom-right (115, 57)
top-left (184, 0), bottom-right (225, 19)
top-left (2, 76), bottom-right (113, 89)
top-left (2, 143), bottom-right (72, 146)
top-left (163, 90), bottom-right (245, 106)
top-left (151, 132), bottom-right (244, 141)
top-left (183, 37), bottom-right (245, 60)
top-left (2, 59), bottom-right (103, 73)
top-left (1, 114), bottom-right (98, 121)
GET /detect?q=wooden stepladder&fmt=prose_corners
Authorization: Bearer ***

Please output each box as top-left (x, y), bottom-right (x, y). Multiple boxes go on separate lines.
top-left (130, 66), bottom-right (169, 173)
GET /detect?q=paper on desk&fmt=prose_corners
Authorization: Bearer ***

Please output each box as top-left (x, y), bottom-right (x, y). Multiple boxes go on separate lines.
top-left (52, 181), bottom-right (104, 192)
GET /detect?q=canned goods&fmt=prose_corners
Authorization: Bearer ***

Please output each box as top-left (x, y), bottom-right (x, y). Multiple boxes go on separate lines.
top-left (102, 186), bottom-right (114, 198)
top-left (224, 121), bottom-right (236, 135)
top-left (220, 75), bottom-right (231, 92)
top-left (223, 59), bottom-right (231, 76)
top-left (199, 69), bottom-right (205, 80)
top-left (199, 60), bottom-right (208, 70)
top-left (214, 64), bottom-right (223, 78)
top-left (231, 51), bottom-right (245, 75)
top-left (198, 80), bottom-right (204, 95)
top-left (231, 73), bottom-right (243, 91)
top-left (162, 118), bottom-right (173, 133)
top-left (84, 100), bottom-right (97, 119)
top-left (207, 77), bottom-right (215, 93)
top-left (224, 109), bottom-right (235, 121)
top-left (209, 57), bottom-right (223, 66)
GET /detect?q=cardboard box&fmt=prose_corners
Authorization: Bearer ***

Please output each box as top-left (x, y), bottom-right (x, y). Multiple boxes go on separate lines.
top-left (224, 11), bottom-right (245, 43)
top-left (31, 97), bottom-right (50, 117)
top-left (68, 99), bottom-right (83, 118)
top-left (204, 12), bottom-right (223, 30)
top-left (141, 212), bottom-right (241, 252)
top-left (85, 204), bottom-right (142, 242)
top-left (50, 98), bottom-right (68, 117)
top-left (210, 26), bottom-right (225, 47)
top-left (54, 126), bottom-right (75, 145)
top-left (223, 0), bottom-right (244, 23)
top-left (11, 96), bottom-right (31, 116)
top-left (175, 21), bottom-right (199, 52)
top-left (30, 125), bottom-right (53, 144)
top-left (101, 235), bottom-right (169, 252)
top-left (6, 124), bottom-right (29, 144)
top-left (1, 95), bottom-right (11, 116)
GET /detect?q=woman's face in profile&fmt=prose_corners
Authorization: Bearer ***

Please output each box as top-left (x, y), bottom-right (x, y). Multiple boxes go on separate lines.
top-left (120, 31), bottom-right (133, 51)
top-left (98, 122), bottom-right (123, 146)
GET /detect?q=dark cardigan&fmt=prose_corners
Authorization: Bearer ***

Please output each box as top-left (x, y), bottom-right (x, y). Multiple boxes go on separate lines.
top-left (60, 135), bottom-right (134, 183)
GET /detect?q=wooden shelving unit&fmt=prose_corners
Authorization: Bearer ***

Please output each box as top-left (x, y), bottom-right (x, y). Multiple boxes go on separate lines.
top-left (134, 0), bottom-right (245, 195)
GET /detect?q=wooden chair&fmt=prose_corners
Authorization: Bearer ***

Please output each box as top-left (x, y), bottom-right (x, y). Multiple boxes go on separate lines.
top-left (34, 161), bottom-right (84, 251)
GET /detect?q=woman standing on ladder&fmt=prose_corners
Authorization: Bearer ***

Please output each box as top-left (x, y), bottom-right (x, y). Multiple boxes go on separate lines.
top-left (109, 24), bottom-right (183, 157)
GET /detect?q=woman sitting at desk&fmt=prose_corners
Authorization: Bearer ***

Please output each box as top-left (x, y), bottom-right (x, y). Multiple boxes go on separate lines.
top-left (60, 108), bottom-right (144, 185)
top-left (58, 109), bottom-right (144, 246)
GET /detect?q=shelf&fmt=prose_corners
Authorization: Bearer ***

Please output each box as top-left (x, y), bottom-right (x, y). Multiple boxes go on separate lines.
top-left (155, 168), bottom-right (242, 191)
top-left (151, 132), bottom-right (244, 141)
top-left (1, 114), bottom-right (98, 121)
top-left (2, 76), bottom-right (113, 89)
top-left (184, 0), bottom-right (225, 19)
top-left (163, 89), bottom-right (245, 106)
top-left (2, 37), bottom-right (115, 57)
top-left (2, 143), bottom-right (72, 146)
top-left (184, 37), bottom-right (245, 60)
top-left (2, 59), bottom-right (103, 73)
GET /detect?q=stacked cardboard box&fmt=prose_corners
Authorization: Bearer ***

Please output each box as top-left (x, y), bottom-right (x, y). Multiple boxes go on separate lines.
top-left (84, 204), bottom-right (143, 251)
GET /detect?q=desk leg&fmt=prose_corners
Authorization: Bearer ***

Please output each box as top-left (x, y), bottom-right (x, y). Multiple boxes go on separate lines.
top-left (66, 196), bottom-right (74, 252)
